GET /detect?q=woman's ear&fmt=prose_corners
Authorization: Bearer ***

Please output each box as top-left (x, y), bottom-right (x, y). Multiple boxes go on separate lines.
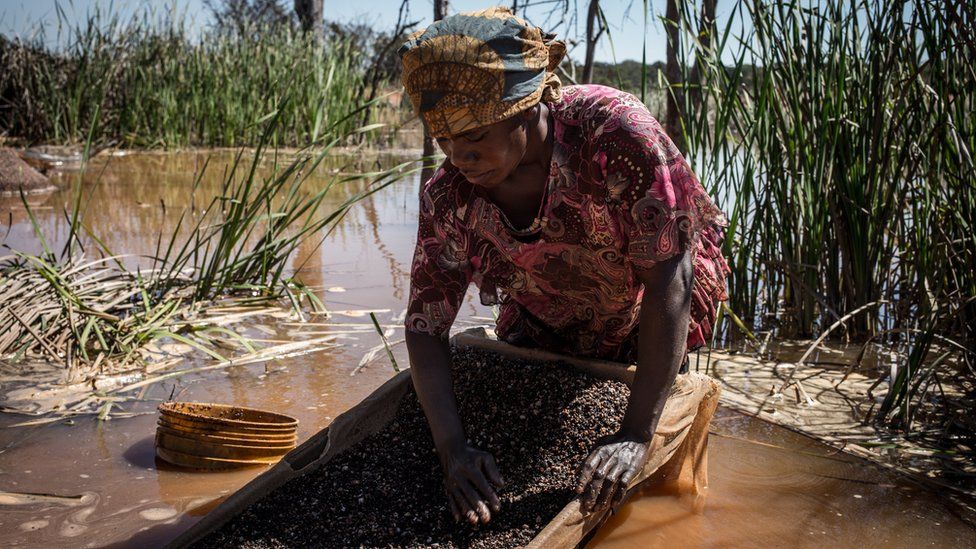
top-left (522, 105), bottom-right (540, 123)
top-left (516, 105), bottom-right (538, 131)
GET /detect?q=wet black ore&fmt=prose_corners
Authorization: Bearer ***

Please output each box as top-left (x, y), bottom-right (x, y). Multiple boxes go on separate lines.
top-left (199, 346), bottom-right (630, 548)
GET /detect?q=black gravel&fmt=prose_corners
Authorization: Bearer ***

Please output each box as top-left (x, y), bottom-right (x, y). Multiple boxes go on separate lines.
top-left (198, 346), bottom-right (630, 548)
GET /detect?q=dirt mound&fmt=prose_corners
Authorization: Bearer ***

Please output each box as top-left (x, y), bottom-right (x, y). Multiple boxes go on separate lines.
top-left (198, 347), bottom-right (630, 548)
top-left (0, 148), bottom-right (54, 196)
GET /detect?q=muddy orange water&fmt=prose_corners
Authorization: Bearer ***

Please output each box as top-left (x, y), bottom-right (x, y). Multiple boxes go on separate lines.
top-left (1, 152), bottom-right (972, 547)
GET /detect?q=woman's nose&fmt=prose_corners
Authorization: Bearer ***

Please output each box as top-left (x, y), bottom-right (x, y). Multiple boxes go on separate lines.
top-left (449, 142), bottom-right (479, 167)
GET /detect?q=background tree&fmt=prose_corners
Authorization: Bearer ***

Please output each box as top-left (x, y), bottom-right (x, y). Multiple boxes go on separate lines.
top-left (205, 0), bottom-right (293, 35)
top-left (663, 0), bottom-right (685, 153)
top-left (420, 0), bottom-right (449, 190)
top-left (353, 0), bottom-right (419, 140)
top-left (688, 0), bottom-right (717, 112)
top-left (294, 0), bottom-right (324, 37)
top-left (581, 0), bottom-right (605, 83)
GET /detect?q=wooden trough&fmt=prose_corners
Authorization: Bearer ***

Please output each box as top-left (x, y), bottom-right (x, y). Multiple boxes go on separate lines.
top-left (167, 328), bottom-right (720, 548)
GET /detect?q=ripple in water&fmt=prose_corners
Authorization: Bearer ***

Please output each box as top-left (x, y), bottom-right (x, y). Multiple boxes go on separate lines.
top-left (18, 520), bottom-right (49, 532)
top-left (139, 507), bottom-right (178, 521)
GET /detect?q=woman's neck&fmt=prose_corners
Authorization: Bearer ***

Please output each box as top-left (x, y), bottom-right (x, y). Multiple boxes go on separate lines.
top-left (486, 104), bottom-right (555, 229)
top-left (522, 103), bottom-right (553, 170)
top-left (490, 104), bottom-right (553, 201)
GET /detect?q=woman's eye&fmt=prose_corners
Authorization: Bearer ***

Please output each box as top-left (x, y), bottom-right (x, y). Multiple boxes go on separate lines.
top-left (466, 133), bottom-right (487, 143)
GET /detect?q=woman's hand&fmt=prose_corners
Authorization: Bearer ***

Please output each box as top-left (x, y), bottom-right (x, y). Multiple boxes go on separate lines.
top-left (576, 432), bottom-right (650, 513)
top-left (406, 332), bottom-right (504, 524)
top-left (573, 253), bottom-right (691, 513)
top-left (441, 444), bottom-right (505, 524)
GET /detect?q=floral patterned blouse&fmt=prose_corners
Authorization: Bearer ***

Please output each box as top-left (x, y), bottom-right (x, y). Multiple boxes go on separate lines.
top-left (405, 84), bottom-right (730, 361)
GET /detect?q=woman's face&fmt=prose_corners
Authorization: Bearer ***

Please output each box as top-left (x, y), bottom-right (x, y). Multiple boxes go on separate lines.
top-left (435, 112), bottom-right (529, 189)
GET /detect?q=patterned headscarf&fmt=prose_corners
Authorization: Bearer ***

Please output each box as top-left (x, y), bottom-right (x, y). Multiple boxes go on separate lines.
top-left (397, 6), bottom-right (566, 138)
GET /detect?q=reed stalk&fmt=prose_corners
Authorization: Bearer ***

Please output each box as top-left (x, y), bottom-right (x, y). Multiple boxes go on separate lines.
top-left (668, 0), bottom-right (974, 428)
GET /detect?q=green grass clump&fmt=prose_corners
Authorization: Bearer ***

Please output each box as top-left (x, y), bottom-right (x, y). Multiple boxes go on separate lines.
top-left (0, 7), bottom-right (370, 148)
top-left (669, 0), bottom-right (974, 427)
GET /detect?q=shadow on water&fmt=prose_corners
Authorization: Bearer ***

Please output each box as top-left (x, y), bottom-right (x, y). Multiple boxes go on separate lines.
top-left (122, 436), bottom-right (157, 470)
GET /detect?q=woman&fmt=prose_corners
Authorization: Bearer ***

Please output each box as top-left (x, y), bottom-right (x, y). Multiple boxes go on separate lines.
top-left (398, 7), bottom-right (729, 525)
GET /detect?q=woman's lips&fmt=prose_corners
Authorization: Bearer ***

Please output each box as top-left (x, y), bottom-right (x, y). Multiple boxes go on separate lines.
top-left (462, 170), bottom-right (493, 184)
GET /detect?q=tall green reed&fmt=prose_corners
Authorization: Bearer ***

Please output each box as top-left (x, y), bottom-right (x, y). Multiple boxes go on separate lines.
top-left (670, 0), bottom-right (974, 427)
top-left (1, 90), bottom-right (417, 375)
top-left (1, 7), bottom-right (367, 147)
top-left (154, 96), bottom-right (414, 304)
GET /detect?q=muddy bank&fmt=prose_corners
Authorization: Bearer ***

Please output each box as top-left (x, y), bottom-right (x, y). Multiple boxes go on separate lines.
top-left (705, 344), bottom-right (976, 519)
top-left (199, 347), bottom-right (629, 548)
top-left (0, 148), bottom-right (54, 196)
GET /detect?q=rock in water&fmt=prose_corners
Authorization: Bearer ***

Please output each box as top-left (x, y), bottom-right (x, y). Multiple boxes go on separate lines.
top-left (0, 148), bottom-right (55, 196)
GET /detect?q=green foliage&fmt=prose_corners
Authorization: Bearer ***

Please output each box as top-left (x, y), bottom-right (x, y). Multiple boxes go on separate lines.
top-left (672, 0), bottom-right (975, 427)
top-left (0, 93), bottom-right (416, 373)
top-left (0, 8), bottom-right (366, 147)
top-left (153, 99), bottom-right (414, 303)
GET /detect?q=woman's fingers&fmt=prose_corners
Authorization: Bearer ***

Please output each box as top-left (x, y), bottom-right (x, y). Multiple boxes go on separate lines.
top-left (618, 466), bottom-right (638, 492)
top-left (481, 453), bottom-right (505, 488)
top-left (577, 450), bottom-right (607, 513)
top-left (456, 477), bottom-right (491, 523)
top-left (597, 461), bottom-right (626, 509)
top-left (611, 485), bottom-right (627, 509)
top-left (613, 465), bottom-right (638, 507)
top-left (584, 455), bottom-right (618, 512)
top-left (576, 449), bottom-right (605, 494)
top-left (449, 486), bottom-right (477, 523)
top-left (447, 491), bottom-right (462, 522)
top-left (467, 466), bottom-right (501, 513)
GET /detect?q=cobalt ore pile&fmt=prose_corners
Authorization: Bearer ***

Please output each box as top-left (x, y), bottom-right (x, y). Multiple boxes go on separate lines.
top-left (200, 346), bottom-right (630, 548)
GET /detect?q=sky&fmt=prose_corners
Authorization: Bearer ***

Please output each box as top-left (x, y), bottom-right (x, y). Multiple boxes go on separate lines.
top-left (0, 0), bottom-right (689, 64)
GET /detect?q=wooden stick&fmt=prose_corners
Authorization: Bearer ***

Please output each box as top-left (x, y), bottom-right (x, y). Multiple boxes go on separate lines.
top-left (777, 300), bottom-right (887, 393)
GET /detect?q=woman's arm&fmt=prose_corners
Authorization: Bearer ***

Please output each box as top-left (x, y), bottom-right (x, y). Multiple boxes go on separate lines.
top-left (403, 174), bottom-right (503, 524)
top-left (406, 330), bottom-right (504, 524)
top-left (406, 331), bottom-right (467, 454)
top-left (576, 250), bottom-right (693, 512)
